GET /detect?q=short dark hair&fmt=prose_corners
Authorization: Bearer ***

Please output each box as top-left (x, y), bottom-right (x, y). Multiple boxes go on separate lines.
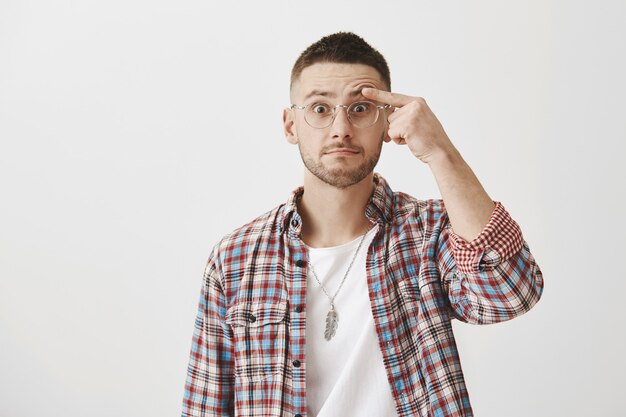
top-left (290, 32), bottom-right (391, 91)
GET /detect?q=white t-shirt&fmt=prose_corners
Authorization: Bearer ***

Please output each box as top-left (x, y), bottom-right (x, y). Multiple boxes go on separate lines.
top-left (304, 224), bottom-right (399, 417)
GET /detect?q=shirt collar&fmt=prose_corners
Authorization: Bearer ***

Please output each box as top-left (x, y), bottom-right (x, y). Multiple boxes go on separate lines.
top-left (280, 172), bottom-right (394, 236)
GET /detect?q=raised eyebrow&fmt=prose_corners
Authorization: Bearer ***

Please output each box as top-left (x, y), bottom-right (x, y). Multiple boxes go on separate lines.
top-left (303, 90), bottom-right (335, 101)
top-left (303, 88), bottom-right (372, 102)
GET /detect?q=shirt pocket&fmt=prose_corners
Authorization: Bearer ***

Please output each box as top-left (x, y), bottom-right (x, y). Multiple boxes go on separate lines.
top-left (225, 299), bottom-right (289, 383)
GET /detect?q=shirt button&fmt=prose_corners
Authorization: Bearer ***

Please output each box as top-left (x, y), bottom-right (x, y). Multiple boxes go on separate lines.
top-left (291, 218), bottom-right (299, 227)
top-left (295, 259), bottom-right (306, 268)
top-left (248, 314), bottom-right (256, 323)
top-left (295, 414), bottom-right (302, 417)
top-left (295, 305), bottom-right (303, 313)
top-left (292, 359), bottom-right (301, 367)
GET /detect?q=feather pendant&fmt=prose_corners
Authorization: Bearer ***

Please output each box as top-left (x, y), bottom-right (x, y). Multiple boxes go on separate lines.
top-left (324, 309), bottom-right (338, 341)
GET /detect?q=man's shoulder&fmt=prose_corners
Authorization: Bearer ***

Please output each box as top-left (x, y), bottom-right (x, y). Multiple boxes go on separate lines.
top-left (211, 202), bottom-right (285, 255)
top-left (201, 202), bottom-right (286, 294)
top-left (390, 189), bottom-right (446, 219)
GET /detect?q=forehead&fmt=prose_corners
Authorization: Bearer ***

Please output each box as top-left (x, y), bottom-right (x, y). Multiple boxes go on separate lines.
top-left (292, 62), bottom-right (385, 101)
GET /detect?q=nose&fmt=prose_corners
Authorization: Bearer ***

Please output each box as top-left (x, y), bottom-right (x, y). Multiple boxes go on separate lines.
top-left (330, 106), bottom-right (353, 139)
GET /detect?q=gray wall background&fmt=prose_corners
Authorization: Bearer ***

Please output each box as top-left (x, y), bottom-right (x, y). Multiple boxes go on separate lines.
top-left (1, 1), bottom-right (624, 416)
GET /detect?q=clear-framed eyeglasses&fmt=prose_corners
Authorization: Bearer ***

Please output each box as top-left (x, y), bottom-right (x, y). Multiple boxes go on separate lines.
top-left (289, 101), bottom-right (392, 129)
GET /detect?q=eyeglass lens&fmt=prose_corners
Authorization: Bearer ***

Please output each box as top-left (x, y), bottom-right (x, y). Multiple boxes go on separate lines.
top-left (304, 101), bottom-right (380, 128)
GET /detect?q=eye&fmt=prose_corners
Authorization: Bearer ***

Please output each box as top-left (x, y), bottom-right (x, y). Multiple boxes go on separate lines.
top-left (311, 103), bottom-right (331, 114)
top-left (351, 102), bottom-right (371, 113)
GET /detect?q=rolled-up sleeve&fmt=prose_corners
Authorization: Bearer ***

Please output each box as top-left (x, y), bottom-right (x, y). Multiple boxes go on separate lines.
top-left (182, 249), bottom-right (234, 416)
top-left (438, 201), bottom-right (544, 325)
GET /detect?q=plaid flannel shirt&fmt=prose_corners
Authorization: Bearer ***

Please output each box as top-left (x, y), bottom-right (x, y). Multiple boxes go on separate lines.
top-left (182, 172), bottom-right (544, 417)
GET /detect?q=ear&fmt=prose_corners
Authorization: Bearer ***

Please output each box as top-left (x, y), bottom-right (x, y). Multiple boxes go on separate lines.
top-left (283, 108), bottom-right (298, 145)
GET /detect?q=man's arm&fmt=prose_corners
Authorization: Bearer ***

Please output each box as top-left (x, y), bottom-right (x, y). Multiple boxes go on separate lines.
top-left (182, 252), bottom-right (234, 416)
top-left (422, 125), bottom-right (543, 324)
top-left (433, 198), bottom-right (544, 324)
top-left (427, 148), bottom-right (496, 241)
top-left (362, 87), bottom-right (543, 323)
top-left (362, 87), bottom-right (494, 239)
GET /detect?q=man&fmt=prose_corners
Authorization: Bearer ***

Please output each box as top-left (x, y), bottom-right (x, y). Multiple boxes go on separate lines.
top-left (182, 32), bottom-right (543, 417)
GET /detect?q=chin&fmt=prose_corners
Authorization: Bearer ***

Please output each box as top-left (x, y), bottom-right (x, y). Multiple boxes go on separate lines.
top-left (301, 150), bottom-right (379, 189)
top-left (315, 167), bottom-right (373, 189)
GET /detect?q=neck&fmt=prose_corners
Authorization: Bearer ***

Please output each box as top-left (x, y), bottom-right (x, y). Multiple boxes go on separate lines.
top-left (297, 171), bottom-right (375, 248)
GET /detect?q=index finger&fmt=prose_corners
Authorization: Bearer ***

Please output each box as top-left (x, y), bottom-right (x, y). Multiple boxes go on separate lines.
top-left (361, 88), bottom-right (415, 108)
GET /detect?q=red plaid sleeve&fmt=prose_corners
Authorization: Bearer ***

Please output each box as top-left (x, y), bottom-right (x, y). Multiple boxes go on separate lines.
top-left (182, 249), bottom-right (234, 416)
top-left (438, 201), bottom-right (544, 324)
top-left (447, 201), bottom-right (524, 274)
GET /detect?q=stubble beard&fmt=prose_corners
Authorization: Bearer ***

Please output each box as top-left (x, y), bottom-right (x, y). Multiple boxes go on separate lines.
top-left (298, 135), bottom-right (384, 190)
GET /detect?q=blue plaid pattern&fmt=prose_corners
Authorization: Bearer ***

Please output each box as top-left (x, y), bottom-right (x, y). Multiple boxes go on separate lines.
top-left (182, 172), bottom-right (544, 416)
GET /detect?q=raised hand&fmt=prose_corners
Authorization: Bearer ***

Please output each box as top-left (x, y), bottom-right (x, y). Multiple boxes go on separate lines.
top-left (362, 87), bottom-right (456, 164)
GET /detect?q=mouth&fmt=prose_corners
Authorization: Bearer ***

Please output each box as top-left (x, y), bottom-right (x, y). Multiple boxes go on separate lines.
top-left (325, 148), bottom-right (360, 156)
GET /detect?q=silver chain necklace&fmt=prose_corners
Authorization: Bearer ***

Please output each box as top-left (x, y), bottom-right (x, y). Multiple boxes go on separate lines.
top-left (307, 225), bottom-right (374, 341)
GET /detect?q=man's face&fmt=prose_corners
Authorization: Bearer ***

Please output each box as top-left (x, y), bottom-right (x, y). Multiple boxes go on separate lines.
top-left (284, 63), bottom-right (390, 189)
